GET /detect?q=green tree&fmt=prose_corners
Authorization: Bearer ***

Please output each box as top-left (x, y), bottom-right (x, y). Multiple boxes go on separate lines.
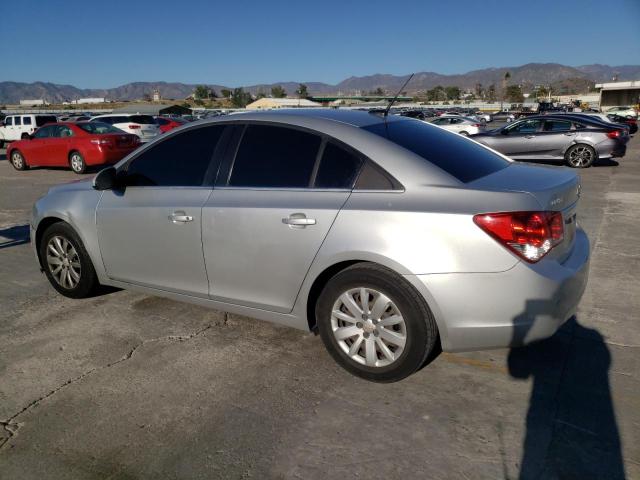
top-left (505, 85), bottom-right (524, 103)
top-left (445, 86), bottom-right (461, 101)
top-left (271, 85), bottom-right (287, 98)
top-left (221, 89), bottom-right (232, 98)
top-left (296, 83), bottom-right (309, 99)
top-left (231, 88), bottom-right (252, 108)
top-left (487, 84), bottom-right (497, 102)
top-left (194, 85), bottom-right (209, 100)
top-left (475, 83), bottom-right (483, 99)
top-left (426, 85), bottom-right (446, 102)
top-left (369, 87), bottom-right (385, 96)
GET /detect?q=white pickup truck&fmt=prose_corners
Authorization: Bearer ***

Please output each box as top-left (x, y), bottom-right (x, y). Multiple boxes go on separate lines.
top-left (0, 114), bottom-right (57, 147)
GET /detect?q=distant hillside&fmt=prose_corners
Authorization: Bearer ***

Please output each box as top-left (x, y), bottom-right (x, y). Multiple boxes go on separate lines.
top-left (1, 63), bottom-right (638, 103)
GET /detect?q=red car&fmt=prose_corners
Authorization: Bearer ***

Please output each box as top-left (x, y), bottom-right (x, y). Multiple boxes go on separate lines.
top-left (7, 122), bottom-right (140, 174)
top-left (155, 116), bottom-right (188, 133)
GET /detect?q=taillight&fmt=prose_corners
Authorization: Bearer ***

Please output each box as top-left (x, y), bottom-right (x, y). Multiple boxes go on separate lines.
top-left (128, 124), bottom-right (141, 129)
top-left (90, 138), bottom-right (112, 145)
top-left (473, 124), bottom-right (482, 127)
top-left (607, 130), bottom-right (622, 139)
top-left (473, 211), bottom-right (564, 263)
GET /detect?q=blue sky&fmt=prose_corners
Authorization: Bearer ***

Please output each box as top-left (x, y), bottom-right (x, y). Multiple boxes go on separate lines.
top-left (1, 0), bottom-right (639, 88)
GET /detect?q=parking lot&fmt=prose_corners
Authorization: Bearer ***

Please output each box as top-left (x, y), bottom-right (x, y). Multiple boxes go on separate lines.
top-left (0, 135), bottom-right (638, 480)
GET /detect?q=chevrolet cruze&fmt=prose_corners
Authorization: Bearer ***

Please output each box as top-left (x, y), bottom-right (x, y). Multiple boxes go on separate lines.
top-left (31, 109), bottom-right (590, 382)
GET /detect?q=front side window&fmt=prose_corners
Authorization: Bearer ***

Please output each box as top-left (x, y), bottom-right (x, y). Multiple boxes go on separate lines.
top-left (23, 117), bottom-right (32, 125)
top-left (125, 126), bottom-right (223, 187)
top-left (57, 126), bottom-right (74, 137)
top-left (314, 142), bottom-right (363, 189)
top-left (229, 125), bottom-right (321, 188)
top-left (33, 125), bottom-right (56, 138)
top-left (505, 119), bottom-right (543, 134)
top-left (5, 117), bottom-right (12, 126)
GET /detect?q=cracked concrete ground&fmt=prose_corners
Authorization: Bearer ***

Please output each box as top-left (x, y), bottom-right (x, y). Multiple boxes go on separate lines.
top-left (0, 136), bottom-right (638, 479)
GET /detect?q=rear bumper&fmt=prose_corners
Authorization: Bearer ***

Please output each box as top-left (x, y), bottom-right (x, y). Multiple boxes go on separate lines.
top-left (86, 147), bottom-right (138, 165)
top-left (596, 139), bottom-right (627, 159)
top-left (411, 227), bottom-right (590, 352)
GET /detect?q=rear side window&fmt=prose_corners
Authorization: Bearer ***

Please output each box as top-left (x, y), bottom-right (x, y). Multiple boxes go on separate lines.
top-left (35, 116), bottom-right (57, 126)
top-left (126, 126), bottom-right (223, 187)
top-left (15, 117), bottom-right (22, 126)
top-left (23, 117), bottom-right (32, 125)
top-left (229, 125), bottom-right (321, 188)
top-left (363, 120), bottom-right (509, 183)
top-left (314, 142), bottom-right (363, 189)
top-left (543, 120), bottom-right (572, 132)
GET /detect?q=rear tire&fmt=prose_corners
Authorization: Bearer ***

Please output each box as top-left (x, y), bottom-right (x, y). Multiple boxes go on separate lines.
top-left (21, 133), bottom-right (30, 140)
top-left (69, 151), bottom-right (86, 174)
top-left (316, 263), bottom-right (438, 383)
top-left (10, 150), bottom-right (28, 170)
top-left (565, 144), bottom-right (596, 168)
top-left (39, 222), bottom-right (100, 298)
top-left (459, 131), bottom-right (469, 136)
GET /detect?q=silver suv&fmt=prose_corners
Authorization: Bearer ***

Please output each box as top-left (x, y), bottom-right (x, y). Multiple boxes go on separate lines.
top-left (31, 110), bottom-right (590, 382)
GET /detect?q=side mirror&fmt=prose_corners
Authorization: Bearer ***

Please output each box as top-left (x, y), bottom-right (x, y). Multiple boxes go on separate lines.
top-left (93, 166), bottom-right (119, 190)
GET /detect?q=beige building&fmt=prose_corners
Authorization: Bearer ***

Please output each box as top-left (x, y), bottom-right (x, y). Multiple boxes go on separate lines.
top-left (245, 97), bottom-right (322, 110)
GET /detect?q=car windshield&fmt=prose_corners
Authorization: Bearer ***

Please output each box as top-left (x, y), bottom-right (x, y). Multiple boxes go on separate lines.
top-left (77, 122), bottom-right (123, 134)
top-left (363, 120), bottom-right (509, 183)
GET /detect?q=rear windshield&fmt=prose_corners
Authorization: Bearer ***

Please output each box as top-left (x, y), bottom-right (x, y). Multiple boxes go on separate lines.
top-left (36, 116), bottom-right (57, 126)
top-left (77, 122), bottom-right (123, 134)
top-left (363, 120), bottom-right (509, 183)
top-left (129, 115), bottom-right (155, 125)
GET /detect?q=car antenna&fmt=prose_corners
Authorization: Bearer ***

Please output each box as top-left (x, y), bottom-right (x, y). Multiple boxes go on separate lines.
top-left (384, 73), bottom-right (414, 118)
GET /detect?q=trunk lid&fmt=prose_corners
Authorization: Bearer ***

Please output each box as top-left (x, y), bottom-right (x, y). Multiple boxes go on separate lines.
top-left (470, 163), bottom-right (581, 262)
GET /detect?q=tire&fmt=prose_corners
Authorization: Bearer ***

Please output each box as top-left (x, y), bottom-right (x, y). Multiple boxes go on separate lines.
top-left (565, 144), bottom-right (596, 168)
top-left (459, 131), bottom-right (469, 136)
top-left (0, 140), bottom-right (4, 149)
top-left (21, 133), bottom-right (30, 140)
top-left (316, 263), bottom-right (438, 383)
top-left (39, 222), bottom-right (100, 298)
top-left (10, 149), bottom-right (28, 170)
top-left (69, 151), bottom-right (86, 174)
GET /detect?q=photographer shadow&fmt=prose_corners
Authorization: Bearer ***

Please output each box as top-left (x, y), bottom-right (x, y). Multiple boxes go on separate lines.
top-left (508, 313), bottom-right (625, 479)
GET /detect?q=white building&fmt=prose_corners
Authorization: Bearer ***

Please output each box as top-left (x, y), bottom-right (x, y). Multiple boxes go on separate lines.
top-left (245, 97), bottom-right (322, 110)
top-left (74, 98), bottom-right (106, 104)
top-left (19, 99), bottom-right (45, 106)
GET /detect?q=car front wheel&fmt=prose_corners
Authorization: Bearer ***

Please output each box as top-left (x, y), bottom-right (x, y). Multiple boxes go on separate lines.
top-left (317, 263), bottom-right (438, 382)
top-left (10, 150), bottom-right (28, 170)
top-left (40, 222), bottom-right (100, 298)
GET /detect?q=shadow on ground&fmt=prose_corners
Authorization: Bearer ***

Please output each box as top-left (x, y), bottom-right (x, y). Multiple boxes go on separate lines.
top-left (509, 315), bottom-right (625, 479)
top-left (0, 224), bottom-right (30, 249)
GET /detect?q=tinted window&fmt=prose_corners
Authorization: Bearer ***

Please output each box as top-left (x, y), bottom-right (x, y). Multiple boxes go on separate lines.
top-left (505, 119), bottom-right (542, 134)
top-left (23, 117), bottom-right (32, 125)
top-left (78, 122), bottom-right (122, 134)
top-left (57, 125), bottom-right (73, 137)
top-left (14, 117), bottom-right (22, 126)
top-left (314, 142), bottom-right (363, 189)
top-left (363, 120), bottom-right (509, 183)
top-left (33, 126), bottom-right (56, 138)
top-left (129, 115), bottom-right (155, 125)
top-left (543, 120), bottom-right (572, 132)
top-left (155, 117), bottom-right (169, 125)
top-left (354, 161), bottom-right (398, 190)
top-left (35, 116), bottom-right (56, 126)
top-left (126, 126), bottom-right (223, 187)
top-left (5, 117), bottom-right (12, 126)
top-left (229, 125), bottom-right (321, 188)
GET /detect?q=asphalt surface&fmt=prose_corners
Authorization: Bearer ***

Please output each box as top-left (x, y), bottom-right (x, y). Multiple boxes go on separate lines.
top-left (0, 134), bottom-right (638, 479)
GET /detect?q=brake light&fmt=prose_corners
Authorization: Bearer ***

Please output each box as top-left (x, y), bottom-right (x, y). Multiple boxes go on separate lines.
top-left (473, 211), bottom-right (564, 262)
top-left (607, 130), bottom-right (622, 139)
top-left (473, 124), bottom-right (482, 127)
top-left (90, 138), bottom-right (112, 145)
top-left (128, 124), bottom-right (141, 129)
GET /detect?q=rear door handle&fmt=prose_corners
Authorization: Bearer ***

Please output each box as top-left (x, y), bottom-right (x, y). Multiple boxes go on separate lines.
top-left (169, 211), bottom-right (193, 223)
top-left (282, 213), bottom-right (316, 227)
top-left (564, 132), bottom-right (576, 136)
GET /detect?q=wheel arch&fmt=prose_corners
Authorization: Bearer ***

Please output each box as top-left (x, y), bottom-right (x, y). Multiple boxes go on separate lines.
top-left (35, 216), bottom-right (67, 268)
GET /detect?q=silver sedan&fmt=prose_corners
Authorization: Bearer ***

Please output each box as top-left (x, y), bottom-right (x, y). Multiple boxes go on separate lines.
top-left (31, 110), bottom-right (590, 382)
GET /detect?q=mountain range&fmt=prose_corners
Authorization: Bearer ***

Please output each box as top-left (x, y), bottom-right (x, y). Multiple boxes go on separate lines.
top-left (1, 63), bottom-right (639, 104)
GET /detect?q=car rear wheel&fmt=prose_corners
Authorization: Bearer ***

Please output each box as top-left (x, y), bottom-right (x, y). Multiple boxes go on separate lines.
top-left (565, 144), bottom-right (596, 168)
top-left (40, 222), bottom-right (100, 298)
top-left (10, 150), bottom-right (28, 170)
top-left (459, 131), bottom-right (469, 136)
top-left (69, 151), bottom-right (86, 174)
top-left (21, 133), bottom-right (30, 140)
top-left (316, 263), bottom-right (438, 382)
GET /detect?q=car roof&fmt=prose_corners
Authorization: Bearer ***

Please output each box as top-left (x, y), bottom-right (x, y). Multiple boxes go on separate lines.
top-left (520, 114), bottom-right (622, 127)
top-left (221, 108), bottom-right (403, 128)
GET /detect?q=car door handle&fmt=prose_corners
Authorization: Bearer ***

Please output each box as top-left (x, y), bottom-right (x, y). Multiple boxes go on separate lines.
top-left (169, 211), bottom-right (193, 223)
top-left (525, 135), bottom-right (536, 139)
top-left (564, 132), bottom-right (576, 136)
top-left (282, 214), bottom-right (316, 227)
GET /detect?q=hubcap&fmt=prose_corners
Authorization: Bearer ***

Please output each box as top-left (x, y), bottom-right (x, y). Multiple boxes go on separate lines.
top-left (569, 146), bottom-right (592, 167)
top-left (12, 152), bottom-right (23, 168)
top-left (331, 287), bottom-right (406, 367)
top-left (46, 236), bottom-right (81, 289)
top-left (71, 154), bottom-right (83, 172)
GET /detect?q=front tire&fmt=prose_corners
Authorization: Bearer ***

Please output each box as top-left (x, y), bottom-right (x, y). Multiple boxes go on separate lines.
top-left (10, 150), bottom-right (28, 170)
top-left (40, 222), bottom-right (100, 298)
top-left (565, 144), bottom-right (596, 168)
top-left (69, 151), bottom-right (86, 174)
top-left (316, 263), bottom-right (438, 382)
